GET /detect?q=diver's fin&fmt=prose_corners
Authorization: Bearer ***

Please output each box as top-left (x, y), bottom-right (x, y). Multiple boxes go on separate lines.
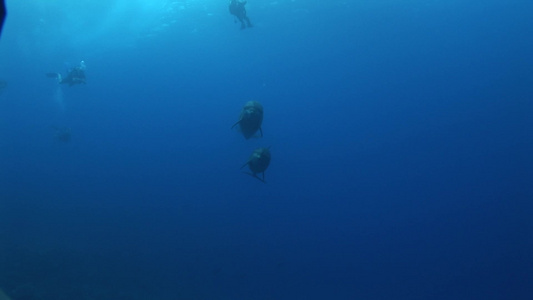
top-left (231, 120), bottom-right (241, 129)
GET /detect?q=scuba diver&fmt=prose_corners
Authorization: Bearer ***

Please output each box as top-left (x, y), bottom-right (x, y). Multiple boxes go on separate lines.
top-left (229, 0), bottom-right (252, 29)
top-left (46, 61), bottom-right (86, 87)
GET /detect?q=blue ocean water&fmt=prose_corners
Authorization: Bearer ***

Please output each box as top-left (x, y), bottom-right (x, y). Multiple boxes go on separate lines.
top-left (0, 0), bottom-right (532, 299)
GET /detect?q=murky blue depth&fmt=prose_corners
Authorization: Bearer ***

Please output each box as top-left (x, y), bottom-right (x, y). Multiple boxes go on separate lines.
top-left (0, 1), bottom-right (532, 299)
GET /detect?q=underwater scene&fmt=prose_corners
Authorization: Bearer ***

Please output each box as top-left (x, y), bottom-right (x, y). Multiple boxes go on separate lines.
top-left (0, 0), bottom-right (532, 299)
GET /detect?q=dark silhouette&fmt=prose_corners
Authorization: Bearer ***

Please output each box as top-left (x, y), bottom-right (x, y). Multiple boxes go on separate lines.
top-left (52, 126), bottom-right (71, 142)
top-left (0, 0), bottom-right (5, 37)
top-left (46, 61), bottom-right (86, 87)
top-left (241, 147), bottom-right (271, 183)
top-left (229, 0), bottom-right (252, 29)
top-left (232, 101), bottom-right (263, 139)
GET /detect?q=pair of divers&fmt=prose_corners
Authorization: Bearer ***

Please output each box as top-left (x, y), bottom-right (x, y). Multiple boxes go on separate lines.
top-left (229, 0), bottom-right (253, 29)
top-left (232, 101), bottom-right (271, 183)
top-left (46, 61), bottom-right (86, 86)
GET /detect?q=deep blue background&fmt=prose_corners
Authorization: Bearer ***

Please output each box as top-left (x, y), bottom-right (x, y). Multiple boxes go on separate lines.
top-left (0, 1), bottom-right (532, 299)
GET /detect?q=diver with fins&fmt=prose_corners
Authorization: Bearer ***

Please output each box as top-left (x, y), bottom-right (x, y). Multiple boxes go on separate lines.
top-left (47, 61), bottom-right (86, 86)
top-left (229, 0), bottom-right (253, 29)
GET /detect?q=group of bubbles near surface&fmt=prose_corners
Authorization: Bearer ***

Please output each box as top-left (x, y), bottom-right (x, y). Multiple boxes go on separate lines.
top-left (231, 100), bottom-right (271, 183)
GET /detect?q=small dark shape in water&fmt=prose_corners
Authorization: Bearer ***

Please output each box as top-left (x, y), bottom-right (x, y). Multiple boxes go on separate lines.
top-left (46, 61), bottom-right (86, 87)
top-left (241, 147), bottom-right (271, 183)
top-left (52, 126), bottom-right (72, 142)
top-left (231, 101), bottom-right (263, 139)
top-left (0, 80), bottom-right (6, 94)
top-left (229, 0), bottom-right (253, 30)
top-left (0, 0), bottom-right (5, 38)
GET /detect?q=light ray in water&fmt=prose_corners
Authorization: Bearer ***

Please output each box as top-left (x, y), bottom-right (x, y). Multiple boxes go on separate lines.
top-left (54, 85), bottom-right (65, 111)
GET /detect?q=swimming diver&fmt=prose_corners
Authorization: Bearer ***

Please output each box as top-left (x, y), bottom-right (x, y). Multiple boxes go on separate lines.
top-left (229, 0), bottom-right (253, 29)
top-left (47, 61), bottom-right (86, 87)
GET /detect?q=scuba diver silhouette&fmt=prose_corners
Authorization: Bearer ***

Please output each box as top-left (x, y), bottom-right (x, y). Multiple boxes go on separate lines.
top-left (229, 0), bottom-right (252, 29)
top-left (47, 61), bottom-right (87, 87)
